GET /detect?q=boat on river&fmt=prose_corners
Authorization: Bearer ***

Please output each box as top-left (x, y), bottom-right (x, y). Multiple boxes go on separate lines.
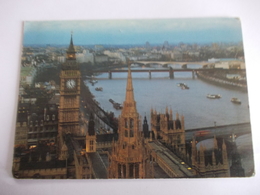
top-left (89, 79), bottom-right (98, 85)
top-left (181, 85), bottom-right (189, 89)
top-left (109, 99), bottom-right (123, 110)
top-left (95, 87), bottom-right (103, 91)
top-left (113, 103), bottom-right (123, 110)
top-left (231, 98), bottom-right (241, 104)
top-left (177, 83), bottom-right (185, 87)
top-left (207, 94), bottom-right (221, 99)
top-left (177, 83), bottom-right (189, 89)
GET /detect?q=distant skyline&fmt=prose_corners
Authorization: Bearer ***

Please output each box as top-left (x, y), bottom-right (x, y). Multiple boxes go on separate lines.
top-left (23, 18), bottom-right (243, 45)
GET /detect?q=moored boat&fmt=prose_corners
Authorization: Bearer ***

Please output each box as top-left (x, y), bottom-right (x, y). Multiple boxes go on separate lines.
top-left (207, 94), bottom-right (221, 99)
top-left (113, 103), bottom-right (123, 110)
top-left (181, 85), bottom-right (189, 89)
top-left (89, 79), bottom-right (98, 85)
top-left (95, 87), bottom-right (103, 91)
top-left (178, 83), bottom-right (189, 89)
top-left (231, 98), bottom-right (241, 104)
top-left (177, 83), bottom-right (185, 87)
top-left (109, 99), bottom-right (123, 109)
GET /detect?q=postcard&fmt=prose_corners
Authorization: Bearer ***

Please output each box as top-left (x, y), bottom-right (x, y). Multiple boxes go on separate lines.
top-left (13, 18), bottom-right (254, 179)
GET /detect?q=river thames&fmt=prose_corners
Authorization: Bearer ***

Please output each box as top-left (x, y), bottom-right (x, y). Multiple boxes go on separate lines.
top-left (86, 66), bottom-right (251, 130)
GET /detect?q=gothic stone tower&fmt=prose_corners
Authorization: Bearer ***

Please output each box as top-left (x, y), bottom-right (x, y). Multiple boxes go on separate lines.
top-left (58, 34), bottom-right (81, 141)
top-left (150, 108), bottom-right (186, 156)
top-left (86, 113), bottom-right (96, 153)
top-left (191, 136), bottom-right (230, 177)
top-left (108, 63), bottom-right (152, 178)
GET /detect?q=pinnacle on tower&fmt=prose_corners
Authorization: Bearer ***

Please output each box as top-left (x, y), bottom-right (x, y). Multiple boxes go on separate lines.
top-left (122, 60), bottom-right (137, 115)
top-left (68, 33), bottom-right (75, 53)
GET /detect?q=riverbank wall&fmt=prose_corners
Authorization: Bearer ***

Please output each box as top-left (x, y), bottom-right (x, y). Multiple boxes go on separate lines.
top-left (196, 71), bottom-right (247, 92)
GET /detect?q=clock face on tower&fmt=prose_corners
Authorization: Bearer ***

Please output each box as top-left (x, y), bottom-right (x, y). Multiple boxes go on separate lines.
top-left (66, 79), bottom-right (76, 89)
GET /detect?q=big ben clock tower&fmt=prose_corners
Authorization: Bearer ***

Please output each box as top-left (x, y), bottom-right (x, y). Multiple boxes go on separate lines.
top-left (58, 34), bottom-right (81, 138)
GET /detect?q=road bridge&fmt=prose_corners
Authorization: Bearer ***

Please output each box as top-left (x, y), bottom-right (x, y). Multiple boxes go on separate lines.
top-left (185, 122), bottom-right (251, 142)
top-left (135, 61), bottom-right (213, 67)
top-left (90, 68), bottom-right (245, 79)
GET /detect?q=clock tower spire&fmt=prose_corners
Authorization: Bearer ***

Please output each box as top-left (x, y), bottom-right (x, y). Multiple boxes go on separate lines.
top-left (58, 34), bottom-right (81, 147)
top-left (66, 33), bottom-right (76, 60)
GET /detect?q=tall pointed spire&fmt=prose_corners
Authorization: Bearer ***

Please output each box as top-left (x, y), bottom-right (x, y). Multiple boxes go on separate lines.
top-left (108, 59), bottom-right (152, 178)
top-left (66, 32), bottom-right (76, 60)
top-left (122, 60), bottom-right (137, 115)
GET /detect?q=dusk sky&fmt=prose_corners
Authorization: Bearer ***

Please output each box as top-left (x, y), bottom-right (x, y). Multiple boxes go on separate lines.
top-left (23, 18), bottom-right (243, 45)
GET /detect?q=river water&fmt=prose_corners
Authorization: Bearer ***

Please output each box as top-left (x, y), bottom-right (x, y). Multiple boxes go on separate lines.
top-left (85, 65), bottom-right (253, 176)
top-left (85, 65), bottom-right (251, 130)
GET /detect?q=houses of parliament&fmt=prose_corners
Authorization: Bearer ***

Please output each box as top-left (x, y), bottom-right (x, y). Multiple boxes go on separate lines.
top-left (12, 35), bottom-right (245, 179)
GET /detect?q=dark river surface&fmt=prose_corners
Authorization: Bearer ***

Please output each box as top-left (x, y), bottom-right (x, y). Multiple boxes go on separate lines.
top-left (85, 66), bottom-right (251, 130)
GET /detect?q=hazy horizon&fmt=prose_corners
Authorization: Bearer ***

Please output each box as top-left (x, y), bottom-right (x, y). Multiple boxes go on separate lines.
top-left (23, 18), bottom-right (243, 45)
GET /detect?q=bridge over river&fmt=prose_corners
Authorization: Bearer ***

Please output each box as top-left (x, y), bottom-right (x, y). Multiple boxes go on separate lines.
top-left (185, 122), bottom-right (251, 142)
top-left (90, 68), bottom-right (245, 79)
top-left (134, 61), bottom-right (213, 67)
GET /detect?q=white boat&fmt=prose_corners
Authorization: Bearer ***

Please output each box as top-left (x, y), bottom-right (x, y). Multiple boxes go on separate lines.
top-left (231, 98), bottom-right (241, 104)
top-left (177, 83), bottom-right (186, 87)
top-left (207, 94), bottom-right (221, 99)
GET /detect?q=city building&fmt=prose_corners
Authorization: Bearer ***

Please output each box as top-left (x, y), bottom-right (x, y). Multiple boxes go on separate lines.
top-left (76, 49), bottom-right (94, 64)
top-left (103, 50), bottom-right (126, 63)
top-left (94, 54), bottom-right (108, 64)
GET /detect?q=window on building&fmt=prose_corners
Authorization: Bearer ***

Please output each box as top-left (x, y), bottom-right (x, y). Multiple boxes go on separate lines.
top-left (122, 165), bottom-right (126, 178)
top-left (129, 164), bottom-right (134, 178)
top-left (118, 164), bottom-right (122, 178)
top-left (52, 114), bottom-right (55, 121)
top-left (130, 118), bottom-right (134, 129)
top-left (124, 118), bottom-right (128, 128)
top-left (122, 142), bottom-right (125, 149)
top-left (177, 135), bottom-right (181, 144)
top-left (130, 130), bottom-right (134, 137)
top-left (125, 130), bottom-right (128, 137)
top-left (135, 163), bottom-right (139, 178)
